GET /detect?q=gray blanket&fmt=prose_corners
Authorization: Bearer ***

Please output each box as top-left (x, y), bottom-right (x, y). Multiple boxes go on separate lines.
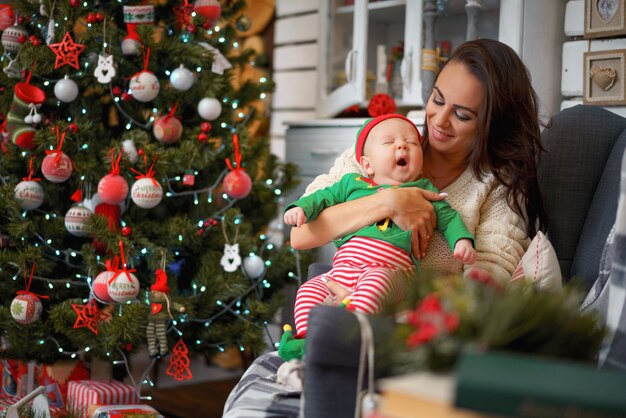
top-left (222, 352), bottom-right (301, 418)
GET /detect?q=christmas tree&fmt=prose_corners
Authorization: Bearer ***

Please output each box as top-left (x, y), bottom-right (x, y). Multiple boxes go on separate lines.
top-left (0, 0), bottom-right (302, 383)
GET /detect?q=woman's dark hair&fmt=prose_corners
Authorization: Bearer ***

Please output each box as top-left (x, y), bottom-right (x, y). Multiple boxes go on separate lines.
top-left (430, 38), bottom-right (546, 237)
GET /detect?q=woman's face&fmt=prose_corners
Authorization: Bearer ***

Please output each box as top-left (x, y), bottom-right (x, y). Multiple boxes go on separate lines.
top-left (425, 61), bottom-right (484, 160)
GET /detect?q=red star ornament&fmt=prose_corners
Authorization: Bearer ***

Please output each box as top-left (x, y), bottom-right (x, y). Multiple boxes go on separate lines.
top-left (71, 299), bottom-right (111, 335)
top-left (49, 32), bottom-right (86, 70)
top-left (173, 1), bottom-right (194, 28)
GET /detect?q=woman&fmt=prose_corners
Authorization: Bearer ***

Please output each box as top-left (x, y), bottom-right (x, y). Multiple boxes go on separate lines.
top-left (291, 38), bottom-right (546, 280)
top-left (223, 38), bottom-right (546, 417)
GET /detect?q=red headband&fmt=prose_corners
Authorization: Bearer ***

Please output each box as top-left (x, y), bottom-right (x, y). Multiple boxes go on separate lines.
top-left (354, 114), bottom-right (421, 162)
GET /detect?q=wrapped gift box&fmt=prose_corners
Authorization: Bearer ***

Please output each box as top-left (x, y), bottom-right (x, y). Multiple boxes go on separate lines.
top-left (68, 380), bottom-right (139, 418)
top-left (92, 404), bottom-right (162, 417)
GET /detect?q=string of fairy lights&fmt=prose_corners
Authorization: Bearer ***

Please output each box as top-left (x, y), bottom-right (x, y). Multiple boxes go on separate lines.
top-left (0, 1), bottom-right (305, 399)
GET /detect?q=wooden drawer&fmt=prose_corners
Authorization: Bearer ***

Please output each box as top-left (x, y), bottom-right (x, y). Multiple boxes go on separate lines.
top-left (285, 125), bottom-right (359, 177)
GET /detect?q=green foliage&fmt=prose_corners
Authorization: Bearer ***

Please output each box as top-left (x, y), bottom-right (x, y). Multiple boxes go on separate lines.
top-left (0, 0), bottom-right (304, 369)
top-left (383, 270), bottom-right (607, 374)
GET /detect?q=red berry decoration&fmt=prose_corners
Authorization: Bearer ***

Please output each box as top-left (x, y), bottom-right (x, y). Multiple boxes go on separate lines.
top-left (121, 92), bottom-right (132, 102)
top-left (367, 93), bottom-right (396, 117)
top-left (200, 122), bottom-right (211, 132)
top-left (69, 0), bottom-right (79, 7)
top-left (18, 34), bottom-right (26, 44)
top-left (112, 86), bottom-right (122, 96)
top-left (187, 23), bottom-right (197, 33)
top-left (197, 133), bottom-right (208, 143)
top-left (95, 12), bottom-right (104, 22)
top-left (68, 123), bottom-right (79, 134)
top-left (121, 226), bottom-right (131, 237)
top-left (87, 13), bottom-right (96, 24)
top-left (138, 148), bottom-right (145, 156)
top-left (17, 15), bottom-right (26, 25)
top-left (29, 35), bottom-right (40, 46)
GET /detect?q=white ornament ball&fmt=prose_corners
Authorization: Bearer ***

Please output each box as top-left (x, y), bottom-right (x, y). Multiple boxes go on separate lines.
top-left (243, 255), bottom-right (265, 279)
top-left (93, 270), bottom-right (116, 303)
top-left (64, 204), bottom-right (92, 237)
top-left (14, 180), bottom-right (44, 210)
top-left (41, 152), bottom-right (73, 183)
top-left (129, 70), bottom-right (160, 102)
top-left (131, 177), bottom-right (163, 209)
top-left (108, 271), bottom-right (140, 303)
top-left (1, 25), bottom-right (27, 54)
top-left (197, 97), bottom-right (222, 121)
top-left (11, 293), bottom-right (43, 324)
top-left (121, 37), bottom-right (141, 56)
top-left (54, 77), bottom-right (79, 103)
top-left (170, 65), bottom-right (194, 91)
top-left (153, 116), bottom-right (183, 144)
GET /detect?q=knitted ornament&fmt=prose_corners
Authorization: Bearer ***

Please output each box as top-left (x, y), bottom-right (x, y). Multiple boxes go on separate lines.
top-left (277, 324), bottom-right (306, 361)
top-left (64, 204), bottom-right (92, 237)
top-left (151, 269), bottom-right (169, 293)
top-left (367, 93), bottom-right (396, 117)
top-left (5, 72), bottom-right (45, 149)
top-left (354, 113), bottom-right (421, 162)
top-left (10, 265), bottom-right (47, 325)
top-left (121, 5), bottom-right (154, 56)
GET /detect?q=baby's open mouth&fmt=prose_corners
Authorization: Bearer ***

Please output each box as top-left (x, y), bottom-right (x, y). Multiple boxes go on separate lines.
top-left (397, 157), bottom-right (407, 167)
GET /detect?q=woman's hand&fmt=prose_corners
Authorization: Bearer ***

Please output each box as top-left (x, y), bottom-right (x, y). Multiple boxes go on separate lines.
top-left (381, 187), bottom-right (445, 259)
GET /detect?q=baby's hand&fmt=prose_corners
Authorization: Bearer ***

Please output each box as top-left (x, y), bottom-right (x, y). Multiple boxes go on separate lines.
top-left (453, 239), bottom-right (476, 265)
top-left (284, 207), bottom-right (307, 227)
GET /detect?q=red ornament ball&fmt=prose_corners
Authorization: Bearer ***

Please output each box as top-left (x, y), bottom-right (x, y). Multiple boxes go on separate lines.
top-left (121, 226), bottom-right (132, 237)
top-left (11, 293), bottom-right (43, 324)
top-left (223, 169), bottom-right (252, 199)
top-left (18, 34), bottom-right (26, 44)
top-left (153, 116), bottom-right (183, 144)
top-left (42, 152), bottom-right (73, 183)
top-left (97, 173), bottom-right (129, 205)
top-left (93, 270), bottom-right (116, 303)
top-left (200, 122), bottom-right (212, 132)
top-left (69, 0), bottom-right (79, 7)
top-left (367, 93), bottom-right (396, 117)
top-left (197, 133), bottom-right (208, 143)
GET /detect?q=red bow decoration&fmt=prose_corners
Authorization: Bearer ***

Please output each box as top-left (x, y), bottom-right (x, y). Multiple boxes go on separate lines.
top-left (106, 148), bottom-right (123, 176)
top-left (405, 294), bottom-right (459, 348)
top-left (45, 126), bottom-right (68, 164)
top-left (17, 264), bottom-right (48, 300)
top-left (225, 134), bottom-right (243, 172)
top-left (22, 157), bottom-right (41, 182)
top-left (109, 240), bottom-right (136, 284)
top-left (130, 153), bottom-right (159, 187)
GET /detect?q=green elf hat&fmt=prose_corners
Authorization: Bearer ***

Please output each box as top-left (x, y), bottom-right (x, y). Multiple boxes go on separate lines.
top-left (354, 113), bottom-right (421, 162)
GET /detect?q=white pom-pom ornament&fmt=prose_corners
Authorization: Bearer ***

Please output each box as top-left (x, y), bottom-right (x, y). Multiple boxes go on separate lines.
top-left (121, 38), bottom-right (141, 56)
top-left (243, 255), bottom-right (265, 279)
top-left (98, 174), bottom-right (129, 205)
top-left (92, 270), bottom-right (116, 303)
top-left (54, 76), bottom-right (79, 103)
top-left (130, 71), bottom-right (160, 102)
top-left (64, 204), bottom-right (92, 237)
top-left (42, 152), bottom-right (73, 183)
top-left (197, 97), bottom-right (222, 120)
top-left (11, 293), bottom-right (43, 324)
top-left (131, 177), bottom-right (163, 209)
top-left (14, 180), bottom-right (44, 210)
top-left (153, 116), bottom-right (183, 144)
top-left (108, 271), bottom-right (140, 303)
top-left (170, 65), bottom-right (194, 91)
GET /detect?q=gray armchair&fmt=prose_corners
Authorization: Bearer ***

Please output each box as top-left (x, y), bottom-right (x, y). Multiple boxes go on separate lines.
top-left (302, 105), bottom-right (626, 417)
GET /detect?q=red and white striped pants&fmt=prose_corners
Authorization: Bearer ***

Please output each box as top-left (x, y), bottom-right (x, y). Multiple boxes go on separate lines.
top-left (294, 236), bottom-right (414, 336)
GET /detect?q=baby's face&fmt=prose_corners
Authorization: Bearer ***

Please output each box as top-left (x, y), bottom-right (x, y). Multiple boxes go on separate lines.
top-left (360, 118), bottom-right (423, 185)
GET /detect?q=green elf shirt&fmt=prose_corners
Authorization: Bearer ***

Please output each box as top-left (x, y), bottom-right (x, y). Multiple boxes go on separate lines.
top-left (285, 173), bottom-right (474, 265)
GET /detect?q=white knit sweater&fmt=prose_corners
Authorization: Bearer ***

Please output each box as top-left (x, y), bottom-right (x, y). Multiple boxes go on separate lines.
top-left (304, 148), bottom-right (530, 280)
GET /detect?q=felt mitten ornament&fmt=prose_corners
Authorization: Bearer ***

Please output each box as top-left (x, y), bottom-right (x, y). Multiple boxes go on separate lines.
top-left (122, 5), bottom-right (155, 56)
top-left (5, 72), bottom-right (45, 149)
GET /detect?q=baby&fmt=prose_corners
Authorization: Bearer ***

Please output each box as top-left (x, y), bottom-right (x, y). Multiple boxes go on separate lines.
top-left (284, 114), bottom-right (475, 338)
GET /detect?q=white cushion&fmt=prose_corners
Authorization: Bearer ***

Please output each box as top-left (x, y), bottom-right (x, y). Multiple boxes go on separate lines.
top-left (511, 231), bottom-right (562, 290)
